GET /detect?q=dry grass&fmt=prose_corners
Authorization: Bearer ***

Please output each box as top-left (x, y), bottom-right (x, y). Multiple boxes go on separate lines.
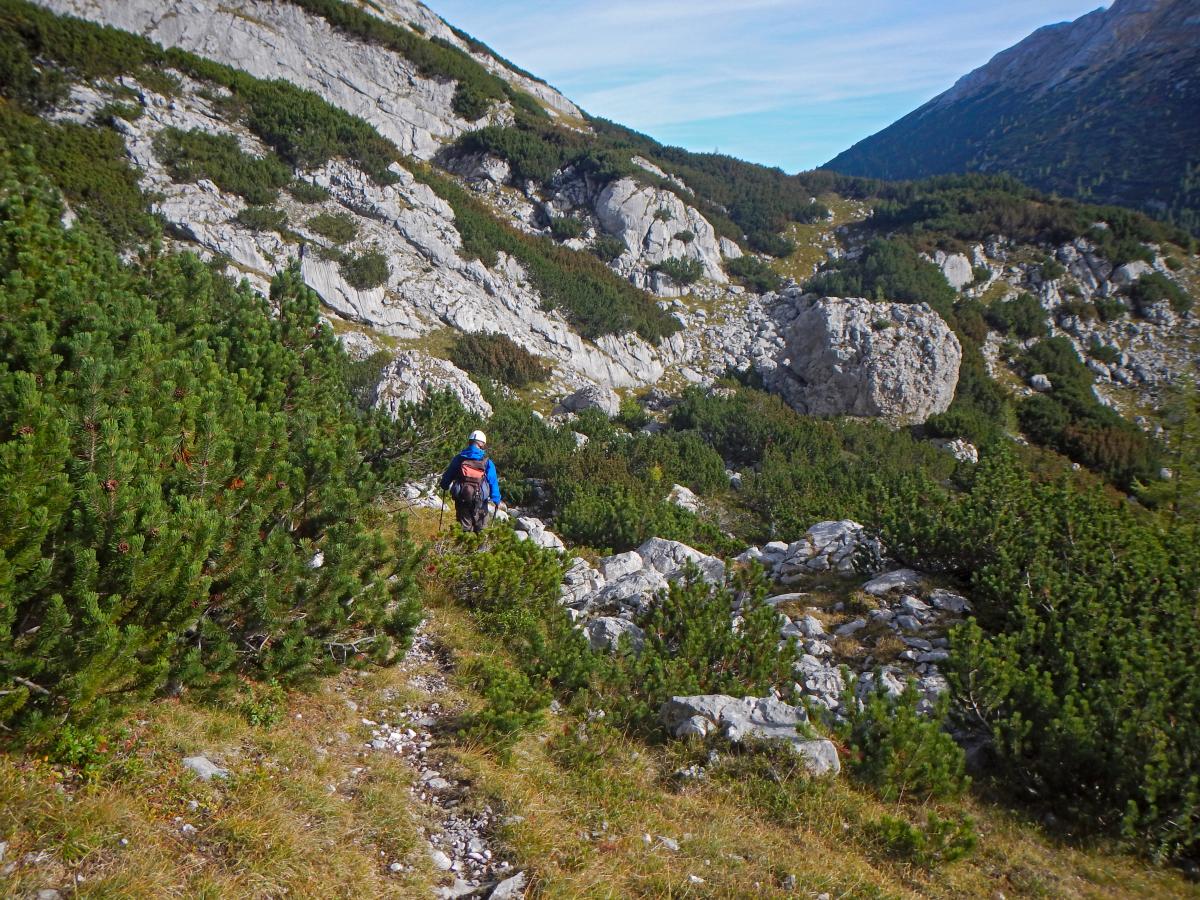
top-left (0, 668), bottom-right (438, 898)
top-left (412, 598), bottom-right (1200, 900)
top-left (4, 523), bottom-right (1199, 898)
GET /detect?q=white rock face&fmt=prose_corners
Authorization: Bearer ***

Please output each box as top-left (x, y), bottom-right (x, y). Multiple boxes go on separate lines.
top-left (1112, 260), bottom-right (1154, 287)
top-left (586, 617), bottom-right (645, 653)
top-left (932, 437), bottom-right (980, 464)
top-left (372, 351), bottom-right (492, 419)
top-left (51, 77), bottom-right (671, 392)
top-left (932, 250), bottom-right (974, 290)
top-left (596, 178), bottom-right (727, 289)
top-left (764, 297), bottom-right (961, 425)
top-left (637, 537), bottom-right (725, 585)
top-left (41, 0), bottom-right (488, 160)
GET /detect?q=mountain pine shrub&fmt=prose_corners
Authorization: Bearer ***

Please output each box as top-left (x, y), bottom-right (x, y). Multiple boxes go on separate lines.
top-left (449, 332), bottom-right (549, 388)
top-left (725, 255), bottom-right (782, 293)
top-left (339, 249), bottom-right (390, 290)
top-left (864, 811), bottom-right (978, 869)
top-left (306, 211), bottom-right (358, 244)
top-left (153, 128), bottom-right (291, 205)
top-left (807, 238), bottom-right (956, 314)
top-left (876, 453), bottom-right (1200, 861)
top-left (842, 681), bottom-right (969, 803)
top-left (650, 257), bottom-right (704, 285)
top-left (235, 204), bottom-right (289, 234)
top-left (549, 216), bottom-right (586, 240)
top-left (458, 655), bottom-right (549, 757)
top-left (592, 567), bottom-right (796, 734)
top-left (1016, 338), bottom-right (1160, 485)
top-left (0, 159), bottom-right (421, 737)
top-left (985, 292), bottom-right (1048, 339)
top-left (1127, 272), bottom-right (1192, 316)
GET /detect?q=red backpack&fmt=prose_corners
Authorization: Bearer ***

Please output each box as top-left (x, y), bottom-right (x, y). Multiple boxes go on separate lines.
top-left (451, 455), bottom-right (490, 508)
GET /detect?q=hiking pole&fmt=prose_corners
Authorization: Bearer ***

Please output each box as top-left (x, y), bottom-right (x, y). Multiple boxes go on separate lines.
top-left (438, 489), bottom-right (446, 533)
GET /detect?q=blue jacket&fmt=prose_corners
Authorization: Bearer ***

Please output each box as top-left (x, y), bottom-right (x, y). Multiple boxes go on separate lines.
top-left (440, 444), bottom-right (501, 504)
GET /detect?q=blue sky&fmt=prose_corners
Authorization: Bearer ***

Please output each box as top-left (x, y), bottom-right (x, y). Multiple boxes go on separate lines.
top-left (427, 0), bottom-right (1108, 173)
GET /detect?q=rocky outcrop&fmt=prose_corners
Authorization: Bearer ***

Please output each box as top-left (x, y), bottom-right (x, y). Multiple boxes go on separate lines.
top-left (737, 520), bottom-right (884, 580)
top-left (372, 351), bottom-right (492, 419)
top-left (931, 250), bottom-right (974, 291)
top-left (659, 695), bottom-right (840, 776)
top-left (764, 297), bottom-right (962, 425)
top-left (40, 0), bottom-right (495, 160)
top-left (51, 78), bottom-right (672, 392)
top-left (594, 178), bottom-right (727, 290)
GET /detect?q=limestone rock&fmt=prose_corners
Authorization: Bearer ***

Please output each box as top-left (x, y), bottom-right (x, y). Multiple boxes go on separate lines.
top-left (659, 695), bottom-right (839, 776)
top-left (599, 551), bottom-right (643, 581)
top-left (586, 617), bottom-right (645, 653)
top-left (764, 296), bottom-right (961, 425)
top-left (595, 177), bottom-right (727, 289)
top-left (637, 537), bottom-right (725, 584)
top-left (558, 384), bottom-right (620, 417)
top-left (932, 437), bottom-right (979, 464)
top-left (372, 351), bottom-right (492, 419)
top-left (862, 569), bottom-right (924, 596)
top-left (1030, 373), bottom-right (1053, 392)
top-left (513, 515), bottom-right (565, 551)
top-left (1112, 260), bottom-right (1153, 287)
top-left (42, 0), bottom-right (484, 160)
top-left (932, 250), bottom-right (974, 290)
top-left (773, 520), bottom-right (883, 577)
top-left (182, 755), bottom-right (228, 781)
top-left (489, 872), bottom-right (528, 900)
top-left (667, 484), bottom-right (702, 513)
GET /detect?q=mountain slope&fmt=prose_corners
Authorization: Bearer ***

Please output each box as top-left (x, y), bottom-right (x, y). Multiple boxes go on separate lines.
top-left (826, 0), bottom-right (1200, 232)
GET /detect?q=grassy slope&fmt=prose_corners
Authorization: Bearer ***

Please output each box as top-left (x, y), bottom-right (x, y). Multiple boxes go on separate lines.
top-left (4, 509), bottom-right (1197, 898)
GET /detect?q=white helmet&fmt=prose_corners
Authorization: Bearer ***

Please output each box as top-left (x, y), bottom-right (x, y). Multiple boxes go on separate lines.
top-left (469, 429), bottom-right (487, 445)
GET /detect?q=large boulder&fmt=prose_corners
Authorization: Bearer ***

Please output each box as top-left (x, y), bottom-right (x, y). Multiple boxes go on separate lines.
top-left (659, 695), bottom-right (840, 776)
top-left (764, 296), bottom-right (961, 425)
top-left (557, 384), bottom-right (620, 417)
top-left (585, 617), bottom-right (645, 653)
top-left (372, 350), bottom-right (491, 419)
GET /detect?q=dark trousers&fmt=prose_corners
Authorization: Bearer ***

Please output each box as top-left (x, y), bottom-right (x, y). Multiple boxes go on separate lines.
top-left (454, 498), bottom-right (489, 533)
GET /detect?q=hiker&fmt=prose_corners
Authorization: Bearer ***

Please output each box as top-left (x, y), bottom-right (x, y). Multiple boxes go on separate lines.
top-left (439, 429), bottom-right (502, 533)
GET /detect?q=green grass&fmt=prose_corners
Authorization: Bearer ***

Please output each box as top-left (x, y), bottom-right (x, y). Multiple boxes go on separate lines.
top-left (772, 194), bottom-right (870, 284)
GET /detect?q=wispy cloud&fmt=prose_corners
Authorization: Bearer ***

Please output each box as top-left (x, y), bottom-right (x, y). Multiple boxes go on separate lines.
top-left (427, 0), bottom-right (1108, 170)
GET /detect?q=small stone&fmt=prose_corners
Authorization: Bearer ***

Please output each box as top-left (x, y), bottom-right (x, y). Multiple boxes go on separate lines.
top-left (490, 871), bottom-right (528, 899)
top-left (181, 755), bottom-right (228, 781)
top-left (834, 618), bottom-right (866, 637)
top-left (688, 874), bottom-right (706, 884)
top-left (657, 835), bottom-right (680, 852)
top-left (180, 823), bottom-right (197, 837)
top-left (389, 861), bottom-right (403, 873)
top-left (429, 848), bottom-right (453, 870)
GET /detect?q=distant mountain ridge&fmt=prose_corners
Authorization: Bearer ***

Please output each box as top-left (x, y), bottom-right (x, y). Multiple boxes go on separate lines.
top-left (826, 0), bottom-right (1200, 232)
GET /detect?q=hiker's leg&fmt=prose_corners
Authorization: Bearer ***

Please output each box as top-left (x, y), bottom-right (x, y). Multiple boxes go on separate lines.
top-left (472, 503), bottom-right (489, 532)
top-left (454, 500), bottom-right (475, 531)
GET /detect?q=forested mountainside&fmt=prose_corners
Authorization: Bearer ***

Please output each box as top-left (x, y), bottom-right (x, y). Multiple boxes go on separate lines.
top-left (827, 0), bottom-right (1200, 234)
top-left (1, 0), bottom-right (1199, 896)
